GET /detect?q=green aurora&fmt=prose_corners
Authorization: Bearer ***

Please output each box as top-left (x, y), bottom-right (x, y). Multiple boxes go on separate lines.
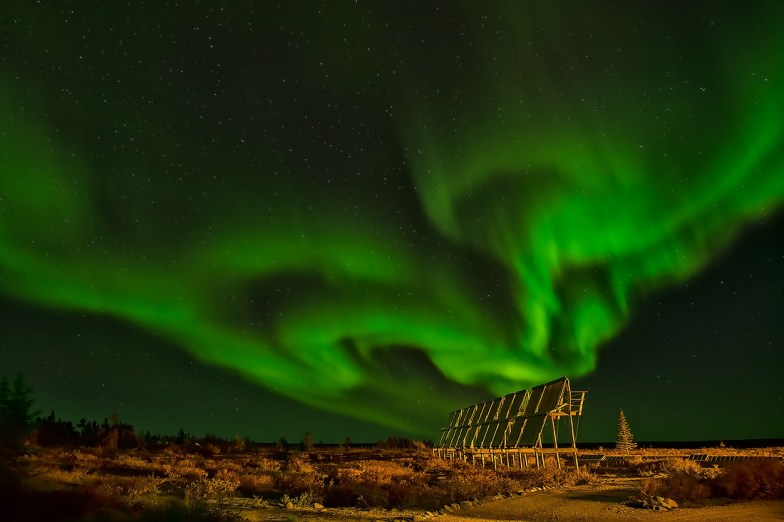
top-left (1, 2), bottom-right (783, 434)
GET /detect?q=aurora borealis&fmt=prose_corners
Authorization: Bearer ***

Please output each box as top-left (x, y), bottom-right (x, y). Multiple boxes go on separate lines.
top-left (1, 2), bottom-right (782, 442)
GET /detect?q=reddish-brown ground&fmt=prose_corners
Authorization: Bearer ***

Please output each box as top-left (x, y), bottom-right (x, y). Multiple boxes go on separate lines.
top-left (240, 472), bottom-right (784, 521)
top-left (438, 475), bottom-right (784, 522)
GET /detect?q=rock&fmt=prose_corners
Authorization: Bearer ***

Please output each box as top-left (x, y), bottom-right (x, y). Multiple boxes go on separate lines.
top-left (313, 502), bottom-right (324, 509)
top-left (451, 502), bottom-right (461, 510)
top-left (460, 500), bottom-right (473, 508)
top-left (442, 504), bottom-right (453, 513)
top-left (285, 501), bottom-right (293, 509)
top-left (633, 496), bottom-right (678, 511)
top-left (412, 515), bottom-right (426, 521)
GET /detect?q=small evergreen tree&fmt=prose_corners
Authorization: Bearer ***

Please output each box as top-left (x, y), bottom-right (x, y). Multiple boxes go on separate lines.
top-left (0, 374), bottom-right (39, 448)
top-left (616, 409), bottom-right (637, 453)
top-left (275, 435), bottom-right (289, 458)
top-left (300, 431), bottom-right (313, 451)
top-left (231, 435), bottom-right (246, 452)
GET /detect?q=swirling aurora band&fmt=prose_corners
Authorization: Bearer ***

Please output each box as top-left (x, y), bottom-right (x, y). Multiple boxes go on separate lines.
top-left (1, 2), bottom-right (783, 432)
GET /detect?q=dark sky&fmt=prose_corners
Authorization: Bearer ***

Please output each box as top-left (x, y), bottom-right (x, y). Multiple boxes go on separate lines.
top-left (1, 2), bottom-right (782, 443)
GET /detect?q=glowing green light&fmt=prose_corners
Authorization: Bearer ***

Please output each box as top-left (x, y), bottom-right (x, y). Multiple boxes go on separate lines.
top-left (1, 4), bottom-right (783, 433)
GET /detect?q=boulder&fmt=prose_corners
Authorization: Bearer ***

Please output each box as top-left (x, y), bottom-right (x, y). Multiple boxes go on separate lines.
top-left (633, 496), bottom-right (678, 511)
top-left (659, 497), bottom-right (678, 509)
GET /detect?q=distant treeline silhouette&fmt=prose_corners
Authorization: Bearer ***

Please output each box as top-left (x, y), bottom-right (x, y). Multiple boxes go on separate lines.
top-left (2, 374), bottom-right (427, 453)
top-left (33, 411), bottom-right (251, 453)
top-left (0, 373), bottom-right (247, 452)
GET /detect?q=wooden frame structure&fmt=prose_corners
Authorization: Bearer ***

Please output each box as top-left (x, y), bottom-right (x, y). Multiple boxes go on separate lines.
top-left (434, 376), bottom-right (586, 469)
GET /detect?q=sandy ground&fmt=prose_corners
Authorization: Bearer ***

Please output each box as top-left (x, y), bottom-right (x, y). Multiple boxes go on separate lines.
top-left (240, 474), bottom-right (784, 521)
top-left (438, 476), bottom-right (784, 521)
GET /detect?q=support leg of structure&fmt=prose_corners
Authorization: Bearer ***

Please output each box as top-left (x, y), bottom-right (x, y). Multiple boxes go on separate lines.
top-left (569, 414), bottom-right (579, 470)
top-left (551, 415), bottom-right (561, 470)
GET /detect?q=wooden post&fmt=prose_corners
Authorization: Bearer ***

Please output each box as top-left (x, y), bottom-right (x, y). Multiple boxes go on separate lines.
top-left (569, 413), bottom-right (579, 470)
top-left (551, 415), bottom-right (561, 470)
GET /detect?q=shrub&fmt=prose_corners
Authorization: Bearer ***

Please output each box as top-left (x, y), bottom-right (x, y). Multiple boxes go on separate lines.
top-left (711, 460), bottom-right (784, 500)
top-left (282, 490), bottom-right (320, 507)
top-left (274, 454), bottom-right (325, 500)
top-left (640, 472), bottom-right (711, 504)
top-left (185, 475), bottom-right (239, 504)
top-left (245, 456), bottom-right (281, 473)
top-left (237, 472), bottom-right (275, 497)
top-left (163, 457), bottom-right (209, 480)
top-left (92, 475), bottom-right (161, 507)
top-left (639, 459), bottom-right (784, 504)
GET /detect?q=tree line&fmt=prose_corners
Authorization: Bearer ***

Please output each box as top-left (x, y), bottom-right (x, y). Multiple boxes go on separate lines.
top-left (2, 374), bottom-right (426, 454)
top-left (0, 374), bottom-right (249, 452)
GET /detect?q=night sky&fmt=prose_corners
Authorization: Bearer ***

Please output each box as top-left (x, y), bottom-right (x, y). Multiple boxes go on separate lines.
top-left (1, 2), bottom-right (782, 444)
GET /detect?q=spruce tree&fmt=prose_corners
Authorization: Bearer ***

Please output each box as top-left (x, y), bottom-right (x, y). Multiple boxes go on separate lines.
top-left (300, 431), bottom-right (313, 451)
top-left (0, 374), bottom-right (38, 448)
top-left (616, 409), bottom-right (637, 453)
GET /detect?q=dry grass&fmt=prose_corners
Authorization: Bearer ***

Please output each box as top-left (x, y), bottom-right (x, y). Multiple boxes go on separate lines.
top-left (639, 458), bottom-right (784, 505)
top-left (6, 445), bottom-right (598, 516)
top-left (5, 445), bottom-right (781, 520)
top-left (600, 446), bottom-right (784, 458)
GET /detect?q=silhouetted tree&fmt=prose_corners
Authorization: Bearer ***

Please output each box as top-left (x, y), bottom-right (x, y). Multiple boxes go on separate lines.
top-left (99, 427), bottom-right (119, 453)
top-left (77, 418), bottom-right (100, 446)
top-left (35, 411), bottom-right (79, 447)
top-left (385, 436), bottom-right (413, 449)
top-left (300, 431), bottom-right (313, 451)
top-left (231, 435), bottom-right (246, 452)
top-left (0, 374), bottom-right (39, 449)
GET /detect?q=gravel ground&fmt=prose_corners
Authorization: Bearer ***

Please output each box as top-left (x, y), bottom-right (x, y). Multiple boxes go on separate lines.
top-left (241, 474), bottom-right (784, 522)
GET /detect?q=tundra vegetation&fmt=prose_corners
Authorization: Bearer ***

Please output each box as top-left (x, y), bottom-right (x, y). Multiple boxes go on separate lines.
top-left (1, 375), bottom-right (783, 521)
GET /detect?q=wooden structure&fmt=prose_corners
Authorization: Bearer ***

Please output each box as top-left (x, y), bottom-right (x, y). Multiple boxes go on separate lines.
top-left (434, 376), bottom-right (586, 469)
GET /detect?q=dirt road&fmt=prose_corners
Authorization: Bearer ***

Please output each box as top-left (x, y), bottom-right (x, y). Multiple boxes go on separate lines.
top-left (243, 474), bottom-right (784, 521)
top-left (439, 476), bottom-right (784, 521)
